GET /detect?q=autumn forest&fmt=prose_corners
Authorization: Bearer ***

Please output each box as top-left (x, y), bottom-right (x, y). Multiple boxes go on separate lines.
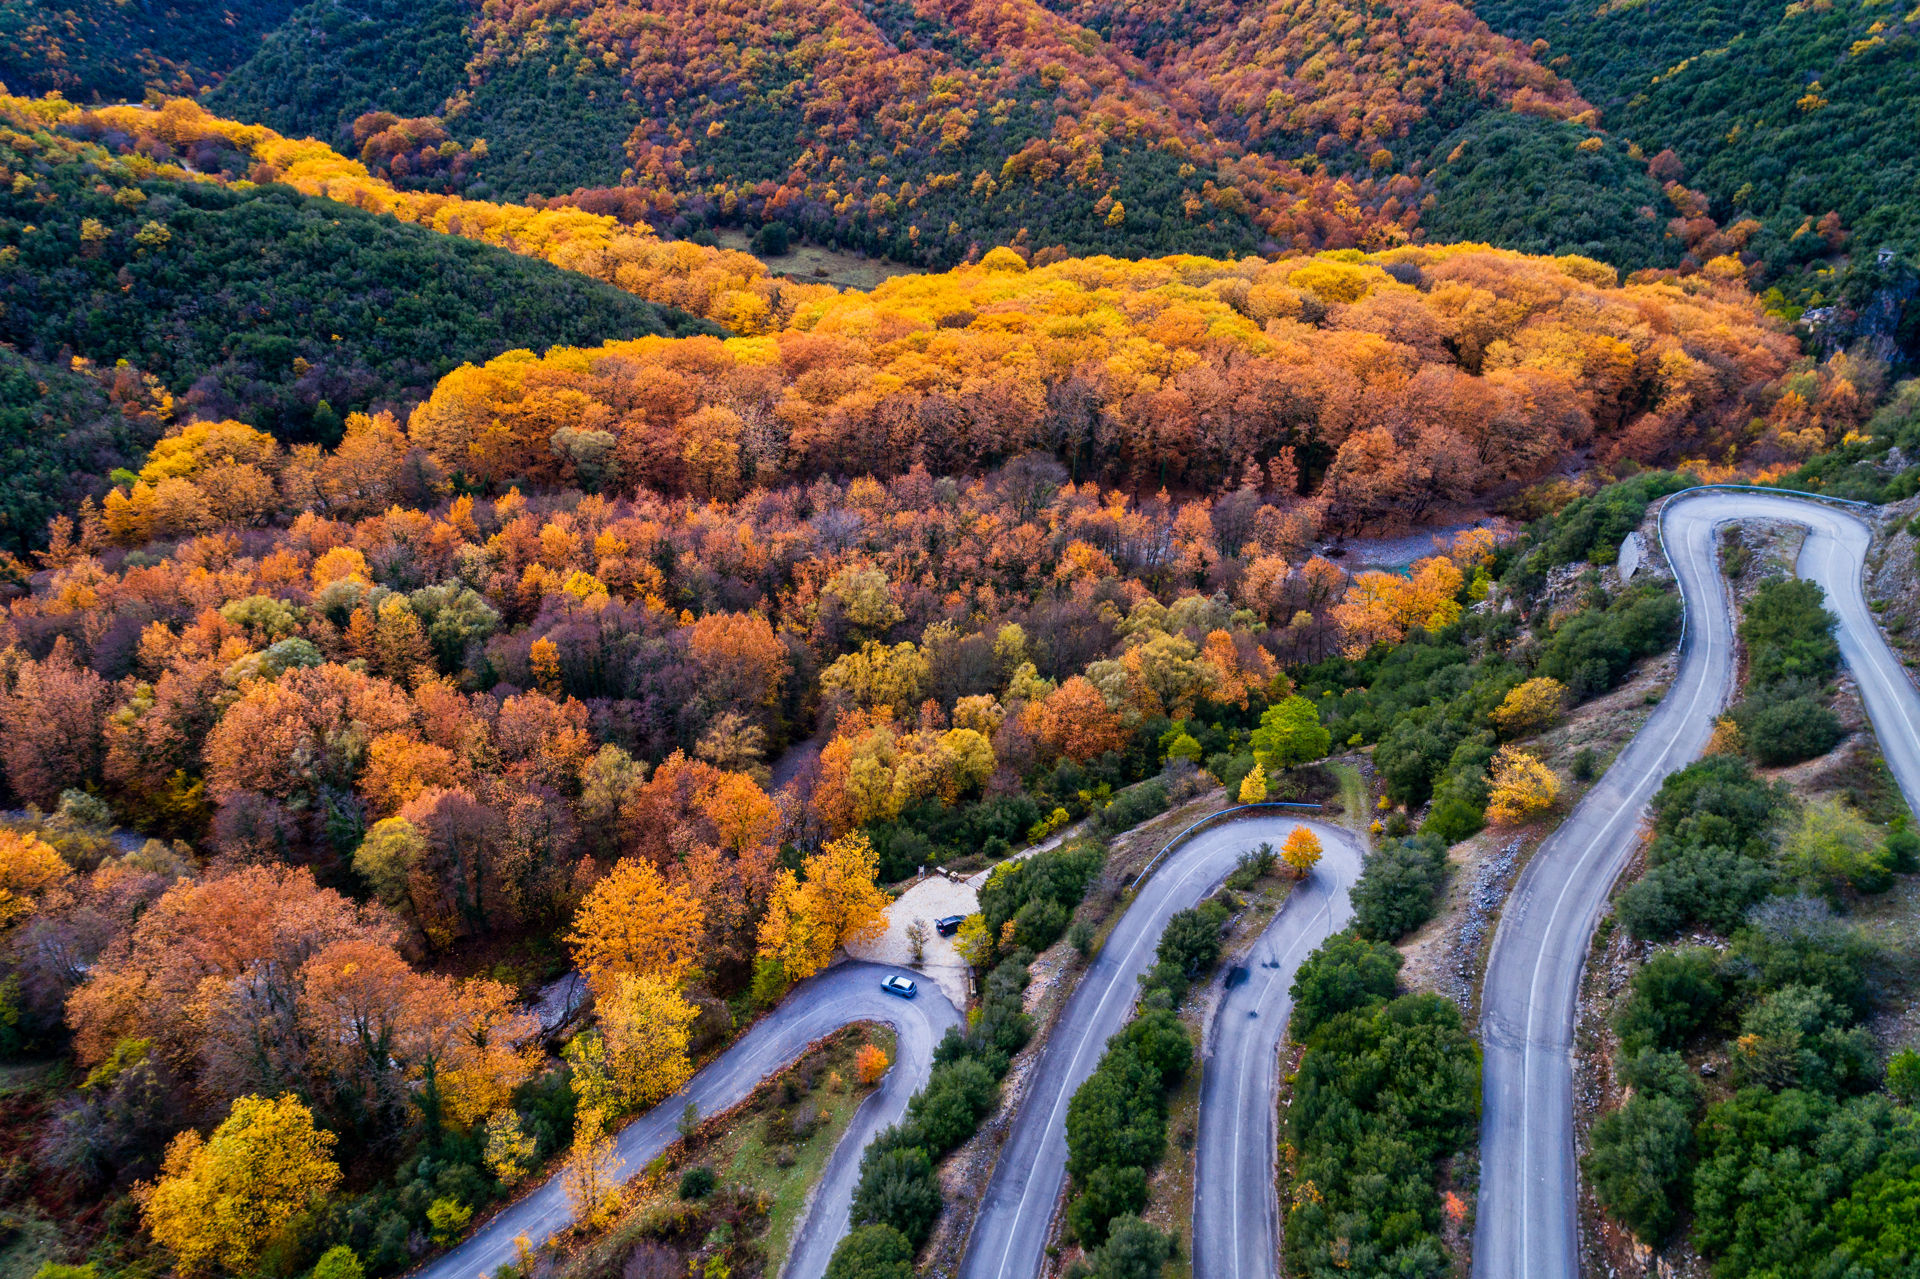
top-left (0, 3), bottom-right (1916, 1279)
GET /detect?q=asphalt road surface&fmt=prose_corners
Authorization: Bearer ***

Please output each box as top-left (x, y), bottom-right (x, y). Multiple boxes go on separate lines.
top-left (1191, 820), bottom-right (1364, 1279)
top-left (958, 812), bottom-right (1339, 1279)
top-left (415, 961), bottom-right (958, 1279)
top-left (1474, 489), bottom-right (1920, 1279)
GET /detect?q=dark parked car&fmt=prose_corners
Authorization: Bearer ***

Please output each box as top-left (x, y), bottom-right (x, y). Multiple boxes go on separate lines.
top-left (935, 915), bottom-right (966, 937)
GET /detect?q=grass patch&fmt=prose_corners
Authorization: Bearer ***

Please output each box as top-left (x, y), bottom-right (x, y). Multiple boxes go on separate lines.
top-left (0, 1211), bottom-right (61, 1279)
top-left (1326, 761), bottom-right (1369, 834)
top-left (712, 230), bottom-right (923, 292)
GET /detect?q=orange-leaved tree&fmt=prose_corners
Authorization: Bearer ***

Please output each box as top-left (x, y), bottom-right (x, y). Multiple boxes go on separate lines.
top-left (566, 857), bottom-right (706, 999)
top-left (1282, 825), bottom-right (1324, 878)
top-left (855, 1043), bottom-right (890, 1085)
top-left (0, 827), bottom-right (71, 931)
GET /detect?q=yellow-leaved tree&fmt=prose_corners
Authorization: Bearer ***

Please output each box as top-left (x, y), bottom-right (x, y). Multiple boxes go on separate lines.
top-left (566, 857), bottom-right (706, 998)
top-left (1238, 761), bottom-right (1269, 804)
top-left (483, 1110), bottom-right (537, 1187)
top-left (1282, 825), bottom-right (1323, 878)
top-left (1489, 677), bottom-right (1566, 738)
top-left (1487, 746), bottom-right (1560, 825)
top-left (756, 832), bottom-right (889, 990)
top-left (140, 1094), bottom-right (340, 1275)
top-left (561, 1033), bottom-right (624, 1228)
top-left (0, 827), bottom-right (70, 931)
top-left (599, 972), bottom-right (699, 1109)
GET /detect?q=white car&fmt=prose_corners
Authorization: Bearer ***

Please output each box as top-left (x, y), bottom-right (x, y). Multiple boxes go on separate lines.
top-left (881, 974), bottom-right (918, 999)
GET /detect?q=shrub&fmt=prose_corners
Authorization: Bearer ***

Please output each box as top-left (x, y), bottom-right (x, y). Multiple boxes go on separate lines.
top-left (308, 1249), bottom-right (362, 1279)
top-left (825, 1224), bottom-right (915, 1279)
top-left (1732, 896), bottom-right (1880, 1019)
top-left (1730, 984), bottom-right (1877, 1095)
top-left (1780, 798), bottom-right (1894, 895)
top-left (1615, 843), bottom-right (1776, 940)
top-left (426, 1196), bottom-right (471, 1245)
top-left (1617, 1048), bottom-right (1701, 1107)
top-left (1885, 825), bottom-right (1920, 873)
top-left (904, 1057), bottom-right (997, 1154)
top-left (1285, 993), bottom-right (1479, 1276)
top-left (1149, 899), bottom-right (1229, 999)
top-left (850, 1145), bottom-right (942, 1247)
top-left (1739, 577), bottom-right (1839, 688)
top-left (1613, 948), bottom-right (1724, 1053)
top-left (1083, 1215), bottom-right (1176, 1279)
top-left (1889, 1048), bottom-right (1920, 1104)
top-left (1096, 781), bottom-right (1170, 836)
top-left (1571, 747), bottom-right (1598, 781)
top-left (1726, 576), bottom-right (1844, 766)
top-left (1584, 1092), bottom-right (1695, 1243)
top-left (1421, 793), bottom-right (1484, 844)
top-left (676, 1166), bottom-right (715, 1200)
top-left (1224, 843), bottom-right (1277, 889)
top-left (1537, 584), bottom-right (1680, 700)
top-left (751, 222), bottom-right (791, 255)
top-left (1288, 931), bottom-right (1401, 1040)
top-left (1349, 833), bottom-right (1449, 941)
top-left (1063, 1009), bottom-right (1192, 1240)
top-left (979, 840), bottom-right (1104, 955)
top-left (1012, 895), bottom-right (1069, 951)
top-left (1650, 755), bottom-right (1784, 851)
top-left (1064, 1163), bottom-right (1148, 1246)
top-left (1690, 1089), bottom-right (1895, 1277)
top-left (1736, 690), bottom-right (1843, 766)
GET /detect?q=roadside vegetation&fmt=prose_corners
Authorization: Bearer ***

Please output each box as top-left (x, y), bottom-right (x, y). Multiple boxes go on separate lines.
top-left (1581, 516), bottom-right (1920, 1275)
top-left (1300, 471), bottom-right (1688, 852)
top-left (1282, 930), bottom-right (1480, 1277)
top-left (536, 1025), bottom-right (895, 1279)
top-left (823, 840), bottom-right (1103, 1279)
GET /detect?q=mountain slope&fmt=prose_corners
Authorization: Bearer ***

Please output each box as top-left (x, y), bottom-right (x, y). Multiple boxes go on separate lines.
top-left (0, 0), bottom-right (301, 99)
top-left (1474, 0), bottom-right (1920, 351)
top-left (0, 94), bottom-right (713, 536)
top-left (207, 0), bottom-right (1670, 271)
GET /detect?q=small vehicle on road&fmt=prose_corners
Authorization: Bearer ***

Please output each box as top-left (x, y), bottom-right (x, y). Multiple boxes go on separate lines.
top-left (935, 915), bottom-right (966, 937)
top-left (881, 974), bottom-right (918, 999)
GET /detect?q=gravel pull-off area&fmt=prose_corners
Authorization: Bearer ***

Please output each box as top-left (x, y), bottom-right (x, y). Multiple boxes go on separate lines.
top-left (844, 876), bottom-right (981, 1009)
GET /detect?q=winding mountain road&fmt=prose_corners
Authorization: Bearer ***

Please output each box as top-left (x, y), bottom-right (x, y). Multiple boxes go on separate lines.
top-left (1191, 821), bottom-right (1364, 1279)
top-left (1474, 489), bottom-right (1920, 1279)
top-left (415, 961), bottom-right (958, 1279)
top-left (958, 811), bottom-right (1354, 1279)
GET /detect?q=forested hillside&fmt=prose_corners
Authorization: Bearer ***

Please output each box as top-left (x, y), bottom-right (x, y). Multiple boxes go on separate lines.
top-left (385, 244), bottom-right (1799, 525)
top-left (0, 95), bottom-right (712, 547)
top-left (201, 0), bottom-right (1646, 266)
top-left (10, 0), bottom-right (1919, 336)
top-left (1474, 0), bottom-right (1920, 353)
top-left (0, 0), bottom-right (301, 100)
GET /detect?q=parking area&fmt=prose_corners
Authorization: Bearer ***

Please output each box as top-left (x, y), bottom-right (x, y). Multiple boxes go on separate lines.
top-left (844, 874), bottom-right (980, 1008)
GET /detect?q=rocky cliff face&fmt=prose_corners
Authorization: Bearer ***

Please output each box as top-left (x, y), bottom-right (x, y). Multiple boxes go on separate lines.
top-left (1803, 250), bottom-right (1919, 369)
